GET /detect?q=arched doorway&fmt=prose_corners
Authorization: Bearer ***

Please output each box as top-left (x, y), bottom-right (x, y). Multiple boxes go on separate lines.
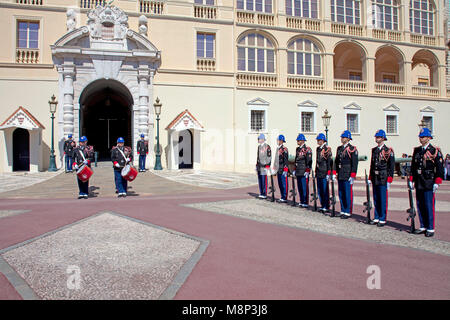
top-left (178, 129), bottom-right (193, 169)
top-left (13, 128), bottom-right (30, 171)
top-left (79, 79), bottom-right (133, 160)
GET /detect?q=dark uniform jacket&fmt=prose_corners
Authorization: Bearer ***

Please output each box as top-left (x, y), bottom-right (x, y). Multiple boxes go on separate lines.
top-left (111, 146), bottom-right (133, 171)
top-left (369, 144), bottom-right (395, 185)
top-left (137, 140), bottom-right (148, 155)
top-left (277, 145), bottom-right (289, 174)
top-left (64, 139), bottom-right (75, 157)
top-left (335, 143), bottom-right (358, 181)
top-left (411, 144), bottom-right (444, 190)
top-left (256, 143), bottom-right (271, 168)
top-left (294, 144), bottom-right (312, 177)
top-left (315, 144), bottom-right (333, 179)
top-left (73, 145), bottom-right (94, 168)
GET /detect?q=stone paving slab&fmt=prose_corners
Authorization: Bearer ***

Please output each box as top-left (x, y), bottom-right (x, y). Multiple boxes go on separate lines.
top-left (184, 198), bottom-right (450, 257)
top-left (0, 170), bottom-right (63, 194)
top-left (352, 196), bottom-right (450, 212)
top-left (0, 210), bottom-right (31, 220)
top-left (0, 212), bottom-right (208, 300)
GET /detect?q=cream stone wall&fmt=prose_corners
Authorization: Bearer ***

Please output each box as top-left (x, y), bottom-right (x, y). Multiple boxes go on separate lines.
top-left (0, 0), bottom-right (449, 175)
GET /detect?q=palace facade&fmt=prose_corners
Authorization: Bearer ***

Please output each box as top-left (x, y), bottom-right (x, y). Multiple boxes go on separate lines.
top-left (0, 0), bottom-right (449, 174)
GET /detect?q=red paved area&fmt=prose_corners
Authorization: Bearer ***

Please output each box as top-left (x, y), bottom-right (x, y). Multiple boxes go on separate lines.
top-left (0, 180), bottom-right (449, 300)
top-left (0, 273), bottom-right (22, 300)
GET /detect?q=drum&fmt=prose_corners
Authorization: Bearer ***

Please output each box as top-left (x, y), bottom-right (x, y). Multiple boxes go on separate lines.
top-left (76, 164), bottom-right (93, 182)
top-left (121, 164), bottom-right (138, 182)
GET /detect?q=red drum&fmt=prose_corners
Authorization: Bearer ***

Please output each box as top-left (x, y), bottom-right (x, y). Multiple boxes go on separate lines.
top-left (76, 164), bottom-right (93, 182)
top-left (121, 164), bottom-right (138, 182)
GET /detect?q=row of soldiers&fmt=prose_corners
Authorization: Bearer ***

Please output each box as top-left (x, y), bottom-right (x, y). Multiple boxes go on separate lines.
top-left (256, 127), bottom-right (444, 237)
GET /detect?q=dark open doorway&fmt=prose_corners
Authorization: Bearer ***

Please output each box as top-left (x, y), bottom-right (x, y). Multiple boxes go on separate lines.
top-left (13, 128), bottom-right (30, 171)
top-left (178, 129), bottom-right (193, 169)
top-left (79, 79), bottom-right (133, 161)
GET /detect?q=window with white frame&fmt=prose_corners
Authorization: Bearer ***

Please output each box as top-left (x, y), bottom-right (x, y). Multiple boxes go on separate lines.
top-left (346, 113), bottom-right (359, 133)
top-left (386, 114), bottom-right (398, 134)
top-left (422, 115), bottom-right (433, 132)
top-left (287, 38), bottom-right (321, 77)
top-left (372, 0), bottom-right (399, 30)
top-left (237, 33), bottom-right (275, 73)
top-left (17, 21), bottom-right (39, 49)
top-left (301, 112), bottom-right (314, 132)
top-left (237, 0), bottom-right (272, 13)
top-left (331, 0), bottom-right (361, 24)
top-left (285, 0), bottom-right (319, 18)
top-left (409, 0), bottom-right (434, 35)
top-left (250, 109), bottom-right (266, 132)
top-left (195, 0), bottom-right (215, 5)
top-left (197, 33), bottom-right (215, 59)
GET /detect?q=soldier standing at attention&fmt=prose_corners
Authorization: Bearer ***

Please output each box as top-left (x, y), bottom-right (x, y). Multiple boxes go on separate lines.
top-left (368, 129), bottom-right (395, 227)
top-left (63, 134), bottom-right (75, 173)
top-left (137, 133), bottom-right (148, 172)
top-left (256, 134), bottom-right (271, 199)
top-left (275, 135), bottom-right (289, 203)
top-left (294, 134), bottom-right (312, 208)
top-left (315, 133), bottom-right (332, 213)
top-left (410, 127), bottom-right (444, 237)
top-left (334, 130), bottom-right (359, 219)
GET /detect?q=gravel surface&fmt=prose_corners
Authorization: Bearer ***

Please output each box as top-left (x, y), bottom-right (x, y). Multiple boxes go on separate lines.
top-left (1, 212), bottom-right (200, 300)
top-left (185, 198), bottom-right (450, 257)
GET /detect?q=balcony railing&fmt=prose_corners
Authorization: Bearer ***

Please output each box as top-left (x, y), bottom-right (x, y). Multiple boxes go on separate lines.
top-left (447, 88), bottom-right (450, 98)
top-left (286, 17), bottom-right (321, 31)
top-left (80, 0), bottom-right (105, 9)
top-left (16, 48), bottom-right (39, 63)
top-left (412, 85), bottom-right (439, 97)
top-left (410, 34), bottom-right (437, 46)
top-left (287, 76), bottom-right (324, 90)
top-left (16, 0), bottom-right (42, 4)
top-left (140, 0), bottom-right (164, 14)
top-left (331, 22), bottom-right (365, 37)
top-left (372, 29), bottom-right (402, 41)
top-left (197, 58), bottom-right (215, 71)
top-left (194, 4), bottom-right (217, 19)
top-left (236, 11), bottom-right (275, 26)
top-left (334, 79), bottom-right (367, 93)
top-left (237, 73), bottom-right (277, 88)
top-left (375, 82), bottom-right (405, 95)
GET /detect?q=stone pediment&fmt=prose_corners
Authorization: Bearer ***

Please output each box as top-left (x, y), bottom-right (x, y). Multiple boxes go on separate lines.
top-left (0, 106), bottom-right (45, 131)
top-left (247, 98), bottom-right (269, 106)
top-left (166, 110), bottom-right (204, 132)
top-left (343, 102), bottom-right (362, 110)
top-left (298, 100), bottom-right (318, 108)
top-left (383, 104), bottom-right (400, 111)
top-left (420, 106), bottom-right (435, 113)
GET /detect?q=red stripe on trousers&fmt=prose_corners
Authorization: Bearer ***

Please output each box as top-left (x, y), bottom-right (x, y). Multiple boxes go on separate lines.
top-left (385, 189), bottom-right (388, 221)
top-left (350, 184), bottom-right (353, 215)
top-left (433, 192), bottom-right (436, 230)
top-left (285, 175), bottom-right (288, 199)
top-left (265, 175), bottom-right (267, 195)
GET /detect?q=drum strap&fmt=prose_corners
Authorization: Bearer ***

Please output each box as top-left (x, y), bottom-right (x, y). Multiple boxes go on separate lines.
top-left (79, 148), bottom-right (86, 162)
top-left (118, 148), bottom-right (128, 163)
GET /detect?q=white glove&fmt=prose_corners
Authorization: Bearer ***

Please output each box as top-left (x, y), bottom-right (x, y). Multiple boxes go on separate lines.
top-left (367, 179), bottom-right (372, 185)
top-left (293, 170), bottom-right (296, 176)
top-left (126, 157), bottom-right (131, 162)
top-left (282, 171), bottom-right (288, 177)
top-left (326, 175), bottom-right (330, 182)
top-left (433, 184), bottom-right (439, 193)
top-left (408, 181), bottom-right (414, 190)
top-left (115, 163), bottom-right (120, 168)
top-left (332, 175), bottom-right (337, 182)
top-left (348, 177), bottom-right (354, 185)
top-left (387, 182), bottom-right (390, 190)
top-left (83, 160), bottom-right (88, 165)
top-left (304, 172), bottom-right (309, 179)
top-left (74, 164), bottom-right (79, 170)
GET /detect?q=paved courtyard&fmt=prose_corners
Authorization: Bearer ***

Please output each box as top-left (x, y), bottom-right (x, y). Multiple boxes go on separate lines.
top-left (0, 167), bottom-right (449, 300)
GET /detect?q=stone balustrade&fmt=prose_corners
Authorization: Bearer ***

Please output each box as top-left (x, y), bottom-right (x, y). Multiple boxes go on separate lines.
top-left (375, 83), bottom-right (405, 95)
top-left (287, 76), bottom-right (324, 90)
top-left (194, 4), bottom-right (217, 19)
top-left (412, 85), bottom-right (439, 97)
top-left (334, 79), bottom-right (367, 92)
top-left (197, 58), bottom-right (216, 71)
top-left (286, 17), bottom-right (321, 31)
top-left (237, 73), bottom-right (277, 88)
top-left (79, 0), bottom-right (105, 9)
top-left (16, 48), bottom-right (39, 63)
top-left (139, 0), bottom-right (164, 14)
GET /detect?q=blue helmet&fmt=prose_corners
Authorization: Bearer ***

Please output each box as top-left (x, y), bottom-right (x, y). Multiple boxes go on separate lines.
top-left (316, 133), bottom-right (327, 142)
top-left (140, 133), bottom-right (145, 138)
top-left (79, 136), bottom-right (87, 142)
top-left (68, 134), bottom-right (73, 139)
top-left (258, 133), bottom-right (266, 141)
top-left (117, 137), bottom-right (125, 143)
top-left (340, 130), bottom-right (352, 140)
top-left (418, 127), bottom-right (433, 139)
top-left (296, 133), bottom-right (306, 141)
top-left (374, 129), bottom-right (387, 140)
top-left (278, 134), bottom-right (286, 142)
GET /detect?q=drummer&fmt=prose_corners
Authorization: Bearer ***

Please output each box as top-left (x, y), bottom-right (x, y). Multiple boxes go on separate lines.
top-left (111, 137), bottom-right (132, 197)
top-left (73, 136), bottom-right (94, 199)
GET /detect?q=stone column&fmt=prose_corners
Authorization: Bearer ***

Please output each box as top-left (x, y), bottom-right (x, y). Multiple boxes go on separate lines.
top-left (324, 53), bottom-right (334, 91)
top-left (404, 61), bottom-right (412, 96)
top-left (62, 62), bottom-right (75, 139)
top-left (137, 66), bottom-right (151, 167)
top-left (365, 56), bottom-right (376, 93)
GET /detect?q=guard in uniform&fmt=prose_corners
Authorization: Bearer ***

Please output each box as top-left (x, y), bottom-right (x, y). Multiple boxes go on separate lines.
top-left (63, 134), bottom-right (75, 173)
top-left (368, 129), bottom-right (395, 227)
top-left (137, 134), bottom-right (148, 172)
top-left (315, 133), bottom-right (333, 213)
top-left (276, 135), bottom-right (289, 203)
top-left (111, 137), bottom-right (133, 197)
top-left (410, 128), bottom-right (444, 237)
top-left (334, 130), bottom-right (359, 219)
top-left (294, 134), bottom-right (312, 208)
top-left (72, 136), bottom-right (93, 199)
top-left (256, 134), bottom-right (271, 199)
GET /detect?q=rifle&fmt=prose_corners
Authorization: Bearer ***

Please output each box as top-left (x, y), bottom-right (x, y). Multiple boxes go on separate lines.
top-left (310, 170), bottom-right (318, 211)
top-left (329, 162), bottom-right (336, 217)
top-left (406, 174), bottom-right (416, 233)
top-left (268, 168), bottom-right (276, 202)
top-left (290, 170), bottom-right (296, 206)
top-left (363, 169), bottom-right (372, 224)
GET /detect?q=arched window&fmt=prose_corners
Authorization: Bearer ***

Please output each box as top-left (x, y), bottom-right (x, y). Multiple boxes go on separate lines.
top-left (287, 38), bottom-right (321, 76)
top-left (237, 33), bottom-right (275, 73)
top-left (331, 0), bottom-right (360, 25)
top-left (371, 0), bottom-right (399, 30)
top-left (409, 0), bottom-right (435, 35)
top-left (237, 0), bottom-right (272, 13)
top-left (285, 0), bottom-right (319, 19)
